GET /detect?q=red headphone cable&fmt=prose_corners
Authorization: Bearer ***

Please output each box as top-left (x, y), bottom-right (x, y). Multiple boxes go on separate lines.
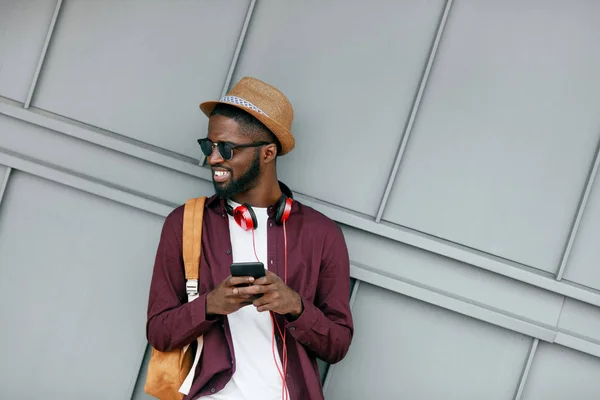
top-left (251, 222), bottom-right (289, 400)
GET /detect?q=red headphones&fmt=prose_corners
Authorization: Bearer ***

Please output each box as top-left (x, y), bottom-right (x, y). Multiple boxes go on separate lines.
top-left (226, 194), bottom-right (293, 231)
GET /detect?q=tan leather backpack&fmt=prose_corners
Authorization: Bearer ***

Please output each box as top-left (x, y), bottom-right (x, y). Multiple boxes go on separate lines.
top-left (144, 196), bottom-right (206, 399)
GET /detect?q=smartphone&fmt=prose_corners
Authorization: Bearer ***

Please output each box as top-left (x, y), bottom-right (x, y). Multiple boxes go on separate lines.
top-left (230, 262), bottom-right (266, 294)
top-left (230, 262), bottom-right (266, 281)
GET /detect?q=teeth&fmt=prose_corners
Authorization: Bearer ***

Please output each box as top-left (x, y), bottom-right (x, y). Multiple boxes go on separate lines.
top-left (214, 171), bottom-right (228, 177)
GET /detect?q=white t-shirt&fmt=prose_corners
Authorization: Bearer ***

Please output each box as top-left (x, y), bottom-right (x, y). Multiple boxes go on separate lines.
top-left (201, 200), bottom-right (284, 400)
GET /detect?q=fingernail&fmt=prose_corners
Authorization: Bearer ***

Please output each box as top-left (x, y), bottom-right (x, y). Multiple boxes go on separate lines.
top-left (233, 288), bottom-right (238, 294)
top-left (249, 277), bottom-right (254, 282)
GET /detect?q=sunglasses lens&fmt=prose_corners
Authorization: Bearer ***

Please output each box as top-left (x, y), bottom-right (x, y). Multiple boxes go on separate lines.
top-left (199, 139), bottom-right (213, 156)
top-left (219, 143), bottom-right (233, 160)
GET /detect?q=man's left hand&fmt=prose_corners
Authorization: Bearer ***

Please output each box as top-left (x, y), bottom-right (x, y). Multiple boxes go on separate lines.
top-left (234, 270), bottom-right (303, 318)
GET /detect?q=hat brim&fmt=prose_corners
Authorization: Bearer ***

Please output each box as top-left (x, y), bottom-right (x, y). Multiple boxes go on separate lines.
top-left (199, 100), bottom-right (294, 156)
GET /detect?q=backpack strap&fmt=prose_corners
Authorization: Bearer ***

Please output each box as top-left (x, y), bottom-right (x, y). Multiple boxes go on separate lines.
top-left (182, 196), bottom-right (206, 298)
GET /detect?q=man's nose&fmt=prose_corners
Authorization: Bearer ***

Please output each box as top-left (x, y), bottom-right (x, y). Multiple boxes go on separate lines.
top-left (206, 145), bottom-right (224, 165)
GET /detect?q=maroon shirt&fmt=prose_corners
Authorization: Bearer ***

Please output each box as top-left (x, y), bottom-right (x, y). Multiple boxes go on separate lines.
top-left (146, 191), bottom-right (354, 400)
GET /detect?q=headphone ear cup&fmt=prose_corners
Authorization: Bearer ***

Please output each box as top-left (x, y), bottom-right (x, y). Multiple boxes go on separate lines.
top-left (275, 196), bottom-right (293, 224)
top-left (233, 204), bottom-right (257, 230)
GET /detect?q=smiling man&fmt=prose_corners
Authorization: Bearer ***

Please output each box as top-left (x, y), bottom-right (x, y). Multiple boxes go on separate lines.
top-left (146, 77), bottom-right (354, 400)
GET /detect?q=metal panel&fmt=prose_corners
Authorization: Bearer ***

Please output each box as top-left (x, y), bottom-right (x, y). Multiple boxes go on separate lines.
top-left (375, 0), bottom-right (453, 222)
top-left (553, 332), bottom-right (600, 360)
top-left (0, 171), bottom-right (163, 399)
top-left (521, 342), bottom-right (600, 400)
top-left (557, 298), bottom-right (600, 344)
top-left (232, 0), bottom-right (446, 216)
top-left (382, 0), bottom-right (600, 272)
top-left (342, 225), bottom-right (564, 328)
top-left (562, 169), bottom-right (600, 290)
top-left (556, 139), bottom-right (600, 281)
top-left (0, 0), bottom-right (57, 103)
top-left (0, 114), bottom-right (214, 207)
top-left (324, 282), bottom-right (532, 399)
top-left (32, 0), bottom-right (251, 159)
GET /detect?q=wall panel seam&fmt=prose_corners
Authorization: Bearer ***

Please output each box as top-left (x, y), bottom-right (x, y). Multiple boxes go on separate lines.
top-left (556, 133), bottom-right (600, 280)
top-left (199, 0), bottom-right (257, 167)
top-left (0, 167), bottom-right (12, 207)
top-left (128, 344), bottom-right (149, 400)
top-left (220, 0), bottom-right (257, 105)
top-left (0, 99), bottom-right (207, 178)
top-left (350, 264), bottom-right (600, 360)
top-left (25, 0), bottom-right (63, 109)
top-left (374, 0), bottom-right (454, 223)
top-left (350, 264), bottom-right (557, 341)
top-left (554, 332), bottom-right (600, 359)
top-left (513, 338), bottom-right (538, 400)
top-left (554, 296), bottom-right (566, 329)
top-left (0, 148), bottom-right (173, 217)
top-left (555, 327), bottom-right (600, 347)
top-left (351, 261), bottom-right (559, 333)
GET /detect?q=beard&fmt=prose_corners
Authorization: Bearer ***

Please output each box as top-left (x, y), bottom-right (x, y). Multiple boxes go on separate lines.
top-left (213, 149), bottom-right (261, 199)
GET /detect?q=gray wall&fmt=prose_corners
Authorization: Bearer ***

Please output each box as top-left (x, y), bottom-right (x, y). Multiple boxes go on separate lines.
top-left (1, 1), bottom-right (600, 399)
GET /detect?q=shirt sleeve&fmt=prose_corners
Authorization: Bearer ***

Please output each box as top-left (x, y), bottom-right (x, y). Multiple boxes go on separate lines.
top-left (146, 206), bottom-right (219, 352)
top-left (285, 223), bottom-right (354, 364)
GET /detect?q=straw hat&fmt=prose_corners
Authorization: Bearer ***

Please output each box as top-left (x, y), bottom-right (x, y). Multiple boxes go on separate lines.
top-left (199, 77), bottom-right (295, 156)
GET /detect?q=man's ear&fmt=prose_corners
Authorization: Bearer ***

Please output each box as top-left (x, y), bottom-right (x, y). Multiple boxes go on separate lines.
top-left (263, 143), bottom-right (278, 163)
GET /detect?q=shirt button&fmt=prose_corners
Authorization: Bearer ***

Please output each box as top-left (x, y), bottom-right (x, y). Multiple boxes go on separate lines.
top-left (269, 223), bottom-right (273, 227)
top-left (226, 249), bottom-right (231, 255)
top-left (289, 326), bottom-right (295, 331)
top-left (210, 388), bottom-right (216, 393)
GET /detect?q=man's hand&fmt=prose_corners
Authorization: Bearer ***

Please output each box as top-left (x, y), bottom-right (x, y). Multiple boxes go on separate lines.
top-left (235, 271), bottom-right (304, 318)
top-left (206, 275), bottom-right (257, 316)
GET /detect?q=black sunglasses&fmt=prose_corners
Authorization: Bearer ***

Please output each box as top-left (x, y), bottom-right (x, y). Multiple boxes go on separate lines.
top-left (197, 138), bottom-right (272, 160)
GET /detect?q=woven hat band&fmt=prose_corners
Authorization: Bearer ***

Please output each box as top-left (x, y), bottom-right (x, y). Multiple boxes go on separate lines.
top-left (220, 95), bottom-right (269, 117)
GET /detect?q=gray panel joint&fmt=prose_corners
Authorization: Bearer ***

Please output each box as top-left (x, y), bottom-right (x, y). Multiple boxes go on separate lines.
top-left (513, 338), bottom-right (539, 400)
top-left (321, 279), bottom-right (361, 395)
top-left (0, 167), bottom-right (12, 207)
top-left (374, 0), bottom-right (454, 223)
top-left (0, 149), bottom-right (173, 218)
top-left (556, 134), bottom-right (600, 280)
top-left (24, 0), bottom-right (63, 109)
top-left (199, 0), bottom-right (257, 166)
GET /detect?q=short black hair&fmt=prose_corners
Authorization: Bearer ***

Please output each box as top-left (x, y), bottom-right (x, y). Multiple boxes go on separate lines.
top-left (210, 103), bottom-right (281, 154)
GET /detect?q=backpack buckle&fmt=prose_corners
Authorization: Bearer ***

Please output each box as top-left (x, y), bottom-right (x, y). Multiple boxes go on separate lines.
top-left (186, 279), bottom-right (198, 296)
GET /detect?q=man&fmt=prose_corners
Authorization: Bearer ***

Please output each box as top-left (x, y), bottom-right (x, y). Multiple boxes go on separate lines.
top-left (146, 77), bottom-right (353, 400)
